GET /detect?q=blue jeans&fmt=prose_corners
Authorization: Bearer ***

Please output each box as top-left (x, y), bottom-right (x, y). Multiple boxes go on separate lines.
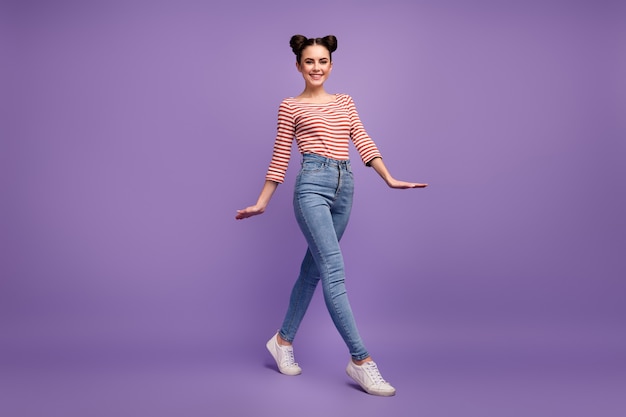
top-left (279, 153), bottom-right (369, 361)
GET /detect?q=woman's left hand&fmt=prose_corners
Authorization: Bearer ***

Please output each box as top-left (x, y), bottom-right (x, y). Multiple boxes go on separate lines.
top-left (368, 157), bottom-right (428, 189)
top-left (387, 179), bottom-right (428, 189)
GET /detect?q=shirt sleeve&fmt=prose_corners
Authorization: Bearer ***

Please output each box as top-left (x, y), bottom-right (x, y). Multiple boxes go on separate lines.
top-left (344, 95), bottom-right (382, 165)
top-left (265, 100), bottom-right (295, 183)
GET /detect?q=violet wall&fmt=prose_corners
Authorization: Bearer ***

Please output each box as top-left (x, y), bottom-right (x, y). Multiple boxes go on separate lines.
top-left (1, 1), bottom-right (624, 416)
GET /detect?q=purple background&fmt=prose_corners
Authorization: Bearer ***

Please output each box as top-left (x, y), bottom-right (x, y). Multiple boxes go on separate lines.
top-left (2, 0), bottom-right (625, 416)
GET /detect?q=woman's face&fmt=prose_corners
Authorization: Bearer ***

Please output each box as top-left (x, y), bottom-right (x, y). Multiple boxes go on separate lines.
top-left (296, 44), bottom-right (332, 88)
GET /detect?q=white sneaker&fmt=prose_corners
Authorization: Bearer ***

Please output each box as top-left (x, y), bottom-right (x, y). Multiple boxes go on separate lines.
top-left (346, 360), bottom-right (396, 396)
top-left (266, 333), bottom-right (302, 376)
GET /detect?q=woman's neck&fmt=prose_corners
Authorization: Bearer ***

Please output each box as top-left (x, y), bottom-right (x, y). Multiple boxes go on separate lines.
top-left (299, 85), bottom-right (330, 99)
top-left (297, 86), bottom-right (334, 103)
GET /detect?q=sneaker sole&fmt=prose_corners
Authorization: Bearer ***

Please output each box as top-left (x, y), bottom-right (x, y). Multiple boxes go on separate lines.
top-left (346, 368), bottom-right (396, 396)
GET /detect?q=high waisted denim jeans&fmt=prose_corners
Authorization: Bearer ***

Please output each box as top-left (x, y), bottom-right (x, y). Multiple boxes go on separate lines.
top-left (279, 153), bottom-right (369, 361)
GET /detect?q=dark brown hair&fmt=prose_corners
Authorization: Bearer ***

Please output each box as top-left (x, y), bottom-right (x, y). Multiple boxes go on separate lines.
top-left (290, 34), bottom-right (338, 64)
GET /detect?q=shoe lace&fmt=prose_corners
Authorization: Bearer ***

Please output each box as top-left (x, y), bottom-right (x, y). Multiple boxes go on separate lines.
top-left (281, 346), bottom-right (298, 367)
top-left (363, 362), bottom-right (387, 385)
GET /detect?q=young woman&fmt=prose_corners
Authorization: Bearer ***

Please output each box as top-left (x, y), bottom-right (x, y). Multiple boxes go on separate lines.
top-left (236, 34), bottom-right (427, 396)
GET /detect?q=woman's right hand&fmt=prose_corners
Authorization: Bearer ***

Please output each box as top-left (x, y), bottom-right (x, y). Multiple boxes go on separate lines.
top-left (236, 180), bottom-right (278, 220)
top-left (235, 205), bottom-right (265, 220)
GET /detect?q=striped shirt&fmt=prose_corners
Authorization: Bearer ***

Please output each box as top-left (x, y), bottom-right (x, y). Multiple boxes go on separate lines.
top-left (265, 93), bottom-right (382, 183)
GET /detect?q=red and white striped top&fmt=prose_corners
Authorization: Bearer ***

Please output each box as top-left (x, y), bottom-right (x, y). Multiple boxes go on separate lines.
top-left (265, 93), bottom-right (382, 183)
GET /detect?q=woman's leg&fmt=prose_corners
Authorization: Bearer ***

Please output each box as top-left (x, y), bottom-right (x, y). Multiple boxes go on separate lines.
top-left (291, 158), bottom-right (369, 361)
top-left (279, 194), bottom-right (355, 344)
top-left (279, 248), bottom-right (319, 343)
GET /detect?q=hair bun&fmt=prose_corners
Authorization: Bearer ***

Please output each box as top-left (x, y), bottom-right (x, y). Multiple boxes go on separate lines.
top-left (290, 34), bottom-right (308, 56)
top-left (321, 35), bottom-right (337, 53)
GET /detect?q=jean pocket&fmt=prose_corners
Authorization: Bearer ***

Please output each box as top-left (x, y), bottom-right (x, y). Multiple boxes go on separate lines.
top-left (300, 160), bottom-right (325, 173)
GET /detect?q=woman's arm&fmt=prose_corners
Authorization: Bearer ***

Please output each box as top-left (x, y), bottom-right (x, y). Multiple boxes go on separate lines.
top-left (235, 180), bottom-right (279, 220)
top-left (368, 157), bottom-right (428, 189)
